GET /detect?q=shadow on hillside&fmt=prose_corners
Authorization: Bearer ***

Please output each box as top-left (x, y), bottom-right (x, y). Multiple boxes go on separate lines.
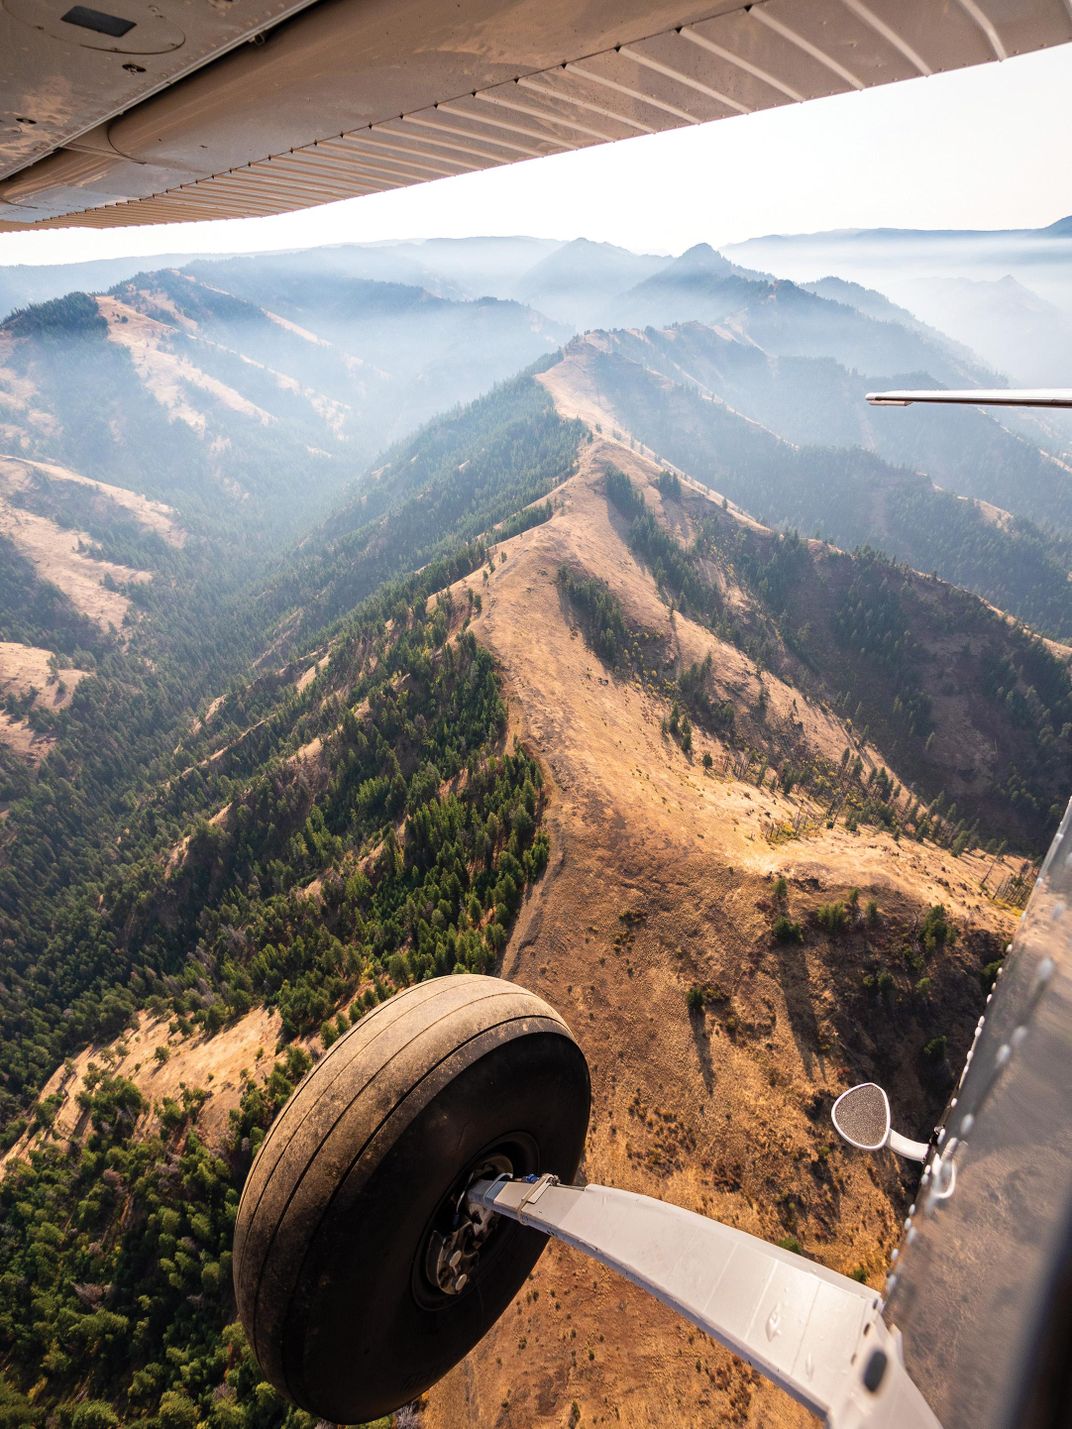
top-left (776, 945), bottom-right (825, 1079)
top-left (689, 1011), bottom-right (715, 1093)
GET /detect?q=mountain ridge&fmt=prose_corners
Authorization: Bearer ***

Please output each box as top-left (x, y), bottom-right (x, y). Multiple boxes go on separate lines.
top-left (538, 325), bottom-right (1072, 639)
top-left (0, 234), bottom-right (1067, 1428)
top-left (1, 375), bottom-right (1054, 1424)
top-left (730, 215), bottom-right (1072, 245)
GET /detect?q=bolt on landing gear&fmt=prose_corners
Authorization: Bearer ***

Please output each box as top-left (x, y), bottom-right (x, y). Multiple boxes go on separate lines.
top-left (234, 975), bottom-right (940, 1427)
top-left (426, 1152), bottom-right (511, 1296)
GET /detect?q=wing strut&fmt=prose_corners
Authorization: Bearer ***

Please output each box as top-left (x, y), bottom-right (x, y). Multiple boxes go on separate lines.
top-left (866, 390), bottom-right (1072, 409)
top-left (470, 1175), bottom-right (942, 1427)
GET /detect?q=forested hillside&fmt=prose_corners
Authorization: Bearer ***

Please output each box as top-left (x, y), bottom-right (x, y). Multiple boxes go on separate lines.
top-left (276, 366), bottom-right (585, 638)
top-left (586, 321), bottom-right (1072, 530)
top-left (552, 330), bottom-right (1072, 638)
top-left (0, 602), bottom-right (549, 1426)
top-left (0, 268), bottom-right (573, 800)
top-left (0, 369), bottom-right (583, 1116)
top-left (0, 232), bottom-right (1068, 1428)
top-left (597, 463), bottom-right (1070, 849)
top-left (0, 270), bottom-right (564, 541)
top-left (0, 291), bottom-right (343, 540)
top-left (0, 367), bottom-right (587, 1425)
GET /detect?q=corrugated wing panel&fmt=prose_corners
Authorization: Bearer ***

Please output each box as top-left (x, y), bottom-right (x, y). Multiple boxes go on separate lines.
top-left (3, 0), bottom-right (1069, 230)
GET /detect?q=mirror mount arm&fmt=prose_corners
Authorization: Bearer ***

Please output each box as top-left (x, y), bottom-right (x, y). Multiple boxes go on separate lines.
top-left (887, 1129), bottom-right (930, 1163)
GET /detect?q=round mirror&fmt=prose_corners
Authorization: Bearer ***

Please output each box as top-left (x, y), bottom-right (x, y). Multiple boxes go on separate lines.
top-left (832, 1082), bottom-right (891, 1151)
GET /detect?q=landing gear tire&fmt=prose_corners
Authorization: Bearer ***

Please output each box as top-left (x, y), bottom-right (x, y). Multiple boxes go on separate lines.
top-left (233, 974), bottom-right (591, 1424)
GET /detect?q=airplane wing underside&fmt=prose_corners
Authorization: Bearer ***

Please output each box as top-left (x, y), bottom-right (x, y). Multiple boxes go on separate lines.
top-left (2, 0), bottom-right (1071, 231)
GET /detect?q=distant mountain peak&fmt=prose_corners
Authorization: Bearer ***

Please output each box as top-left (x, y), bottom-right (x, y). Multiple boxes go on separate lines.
top-left (672, 242), bottom-right (735, 271)
top-left (560, 236), bottom-right (633, 254)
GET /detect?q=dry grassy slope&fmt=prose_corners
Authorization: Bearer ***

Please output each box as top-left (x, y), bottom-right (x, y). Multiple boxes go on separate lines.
top-left (421, 417), bottom-right (1015, 1424)
top-left (0, 1006), bottom-right (282, 1172)
top-left (98, 294), bottom-right (276, 436)
top-left (0, 453), bottom-right (170, 760)
top-left (0, 639), bottom-right (87, 763)
top-left (97, 293), bottom-right (354, 443)
top-left (0, 454), bottom-right (183, 547)
top-left (0, 452), bottom-right (158, 635)
top-left (0, 364), bottom-right (1023, 1424)
top-left (0, 336), bottom-right (59, 447)
top-left (0, 496), bottom-right (145, 628)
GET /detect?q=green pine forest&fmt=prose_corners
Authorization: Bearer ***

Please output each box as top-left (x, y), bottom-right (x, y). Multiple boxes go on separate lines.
top-left (600, 466), bottom-right (1070, 850)
top-left (0, 252), bottom-right (1069, 1428)
top-left (0, 371), bottom-right (582, 1426)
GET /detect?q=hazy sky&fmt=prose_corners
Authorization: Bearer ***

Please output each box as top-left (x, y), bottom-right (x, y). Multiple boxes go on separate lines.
top-left (2, 41), bottom-right (1070, 267)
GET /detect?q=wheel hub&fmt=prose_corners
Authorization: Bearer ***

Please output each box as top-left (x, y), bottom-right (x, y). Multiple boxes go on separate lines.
top-left (426, 1153), bottom-right (512, 1295)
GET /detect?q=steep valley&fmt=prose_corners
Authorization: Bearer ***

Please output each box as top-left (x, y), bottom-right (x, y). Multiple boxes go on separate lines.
top-left (541, 327), bottom-right (1072, 639)
top-left (0, 245), bottom-right (1068, 1429)
top-left (422, 433), bottom-right (1022, 1425)
top-left (2, 365), bottom-right (1064, 1425)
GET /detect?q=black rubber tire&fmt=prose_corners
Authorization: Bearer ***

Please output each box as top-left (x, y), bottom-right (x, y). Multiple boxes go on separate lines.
top-left (233, 974), bottom-right (590, 1424)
